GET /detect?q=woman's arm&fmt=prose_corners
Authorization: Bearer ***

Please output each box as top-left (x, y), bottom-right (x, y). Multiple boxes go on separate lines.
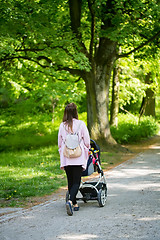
top-left (58, 123), bottom-right (63, 149)
top-left (81, 122), bottom-right (90, 148)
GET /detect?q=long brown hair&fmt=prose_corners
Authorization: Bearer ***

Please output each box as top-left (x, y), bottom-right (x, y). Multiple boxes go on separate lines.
top-left (63, 103), bottom-right (78, 131)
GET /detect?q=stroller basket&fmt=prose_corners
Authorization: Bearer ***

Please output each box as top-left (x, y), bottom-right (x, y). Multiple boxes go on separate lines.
top-left (80, 182), bottom-right (107, 199)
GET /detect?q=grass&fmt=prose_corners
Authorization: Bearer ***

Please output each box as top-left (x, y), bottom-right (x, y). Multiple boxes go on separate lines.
top-left (0, 146), bottom-right (67, 207)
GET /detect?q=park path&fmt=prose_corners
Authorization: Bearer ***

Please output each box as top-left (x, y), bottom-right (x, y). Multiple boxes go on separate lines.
top-left (0, 141), bottom-right (160, 240)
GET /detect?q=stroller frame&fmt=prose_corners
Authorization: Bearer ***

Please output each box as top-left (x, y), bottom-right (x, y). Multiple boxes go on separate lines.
top-left (66, 139), bottom-right (107, 207)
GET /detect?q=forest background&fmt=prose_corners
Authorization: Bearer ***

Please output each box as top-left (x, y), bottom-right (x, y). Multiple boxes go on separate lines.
top-left (0, 0), bottom-right (160, 207)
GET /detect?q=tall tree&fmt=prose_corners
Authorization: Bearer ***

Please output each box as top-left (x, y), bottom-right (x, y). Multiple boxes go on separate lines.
top-left (0, 0), bottom-right (160, 145)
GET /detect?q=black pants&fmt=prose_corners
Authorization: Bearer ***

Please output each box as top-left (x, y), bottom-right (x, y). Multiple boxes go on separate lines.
top-left (64, 165), bottom-right (83, 205)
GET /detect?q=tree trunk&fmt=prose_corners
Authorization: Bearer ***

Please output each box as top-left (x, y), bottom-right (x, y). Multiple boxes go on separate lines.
top-left (139, 72), bottom-right (155, 118)
top-left (110, 61), bottom-right (120, 127)
top-left (69, 0), bottom-right (118, 146)
top-left (84, 39), bottom-right (117, 145)
top-left (144, 89), bottom-right (155, 116)
top-left (140, 90), bottom-right (155, 117)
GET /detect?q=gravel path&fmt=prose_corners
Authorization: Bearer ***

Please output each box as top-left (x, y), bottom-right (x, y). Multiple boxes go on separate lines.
top-left (0, 142), bottom-right (160, 240)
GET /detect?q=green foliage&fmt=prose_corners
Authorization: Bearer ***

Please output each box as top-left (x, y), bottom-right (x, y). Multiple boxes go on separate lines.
top-left (96, 0), bottom-right (160, 49)
top-left (117, 55), bottom-right (160, 114)
top-left (156, 97), bottom-right (160, 122)
top-left (0, 0), bottom-right (160, 133)
top-left (0, 63), bottom-right (87, 116)
top-left (111, 114), bottom-right (159, 144)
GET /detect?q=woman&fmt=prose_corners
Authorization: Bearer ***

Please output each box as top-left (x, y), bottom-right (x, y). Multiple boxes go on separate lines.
top-left (58, 103), bottom-right (90, 216)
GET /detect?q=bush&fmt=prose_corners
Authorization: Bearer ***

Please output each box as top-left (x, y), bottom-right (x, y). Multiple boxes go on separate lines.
top-left (111, 114), bottom-right (159, 144)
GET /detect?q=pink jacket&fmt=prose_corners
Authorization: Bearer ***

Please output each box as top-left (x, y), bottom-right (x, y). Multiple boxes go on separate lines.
top-left (58, 118), bottom-right (90, 170)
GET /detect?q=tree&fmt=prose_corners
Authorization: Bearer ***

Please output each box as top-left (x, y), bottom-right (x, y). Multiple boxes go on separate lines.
top-left (118, 56), bottom-right (159, 118)
top-left (139, 59), bottom-right (160, 118)
top-left (0, 0), bottom-right (160, 145)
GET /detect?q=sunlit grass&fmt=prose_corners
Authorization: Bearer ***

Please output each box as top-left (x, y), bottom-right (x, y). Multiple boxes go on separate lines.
top-left (0, 146), bottom-right (67, 207)
top-left (101, 152), bottom-right (119, 168)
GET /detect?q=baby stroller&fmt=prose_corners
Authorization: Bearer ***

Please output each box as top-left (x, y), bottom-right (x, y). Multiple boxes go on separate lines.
top-left (66, 139), bottom-right (107, 207)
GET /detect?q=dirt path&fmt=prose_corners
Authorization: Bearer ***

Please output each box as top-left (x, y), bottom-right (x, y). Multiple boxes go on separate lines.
top-left (0, 135), bottom-right (160, 240)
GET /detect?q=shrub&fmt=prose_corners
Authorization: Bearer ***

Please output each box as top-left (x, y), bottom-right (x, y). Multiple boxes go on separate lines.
top-left (111, 114), bottom-right (159, 144)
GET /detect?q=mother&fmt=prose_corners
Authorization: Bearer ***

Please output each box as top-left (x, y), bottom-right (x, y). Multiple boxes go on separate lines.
top-left (58, 103), bottom-right (90, 216)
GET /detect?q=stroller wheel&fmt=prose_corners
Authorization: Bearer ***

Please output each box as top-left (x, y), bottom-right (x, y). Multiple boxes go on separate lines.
top-left (66, 191), bottom-right (69, 203)
top-left (97, 187), bottom-right (107, 207)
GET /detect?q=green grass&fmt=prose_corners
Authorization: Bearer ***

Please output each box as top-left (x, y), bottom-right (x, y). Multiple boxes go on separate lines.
top-left (0, 146), bottom-right (67, 207)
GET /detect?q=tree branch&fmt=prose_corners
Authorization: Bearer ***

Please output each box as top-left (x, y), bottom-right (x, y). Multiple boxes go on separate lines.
top-left (15, 45), bottom-right (83, 65)
top-left (23, 63), bottom-right (79, 82)
top-left (117, 30), bottom-right (160, 58)
top-left (24, 61), bottom-right (81, 83)
top-left (0, 55), bottom-right (49, 68)
top-left (56, 65), bottom-right (85, 77)
top-left (88, 0), bottom-right (95, 60)
top-left (69, 0), bottom-right (89, 58)
top-left (15, 48), bottom-right (45, 53)
top-left (37, 56), bottom-right (52, 64)
top-left (0, 54), bottom-right (85, 78)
